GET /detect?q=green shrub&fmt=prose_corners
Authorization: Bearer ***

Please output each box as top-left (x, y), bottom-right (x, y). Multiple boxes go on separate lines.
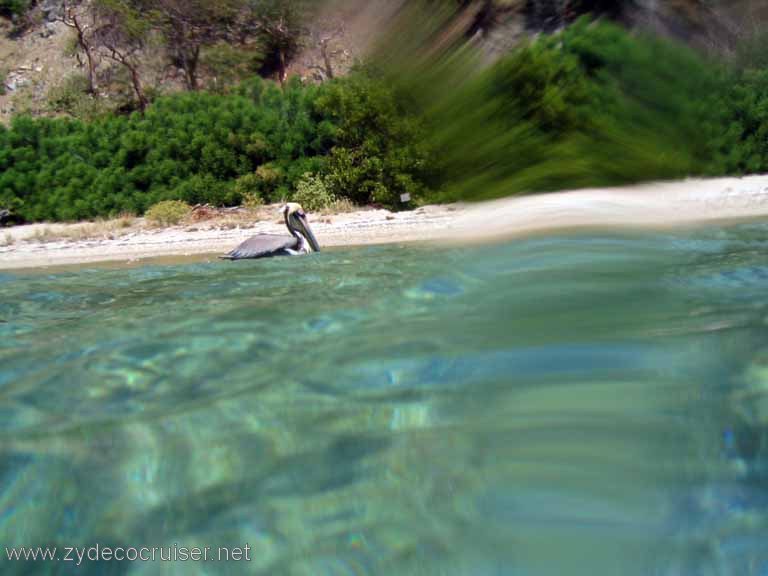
top-left (47, 75), bottom-right (90, 111)
top-left (233, 173), bottom-right (264, 208)
top-left (734, 29), bottom-right (768, 72)
top-left (0, 0), bottom-right (29, 17)
top-left (314, 73), bottom-right (432, 207)
top-left (47, 74), bottom-right (106, 120)
top-left (174, 174), bottom-right (237, 206)
top-left (714, 68), bottom-right (768, 174)
top-left (145, 200), bottom-right (191, 226)
top-left (0, 71), bottom-right (432, 222)
top-left (292, 172), bottom-right (335, 211)
top-left (202, 44), bottom-right (263, 93)
top-left (253, 164), bottom-right (283, 201)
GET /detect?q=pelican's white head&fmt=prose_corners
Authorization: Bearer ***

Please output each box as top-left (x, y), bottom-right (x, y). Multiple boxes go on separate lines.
top-left (280, 202), bottom-right (320, 252)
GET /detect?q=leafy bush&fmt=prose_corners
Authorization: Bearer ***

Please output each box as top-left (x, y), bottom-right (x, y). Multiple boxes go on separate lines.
top-left (315, 72), bottom-right (433, 207)
top-left (0, 0), bottom-right (29, 17)
top-left (233, 173), bottom-right (264, 208)
top-left (0, 72), bottom-right (430, 222)
top-left (47, 74), bottom-right (106, 121)
top-left (292, 172), bottom-right (335, 211)
top-left (714, 68), bottom-right (768, 174)
top-left (734, 29), bottom-right (768, 72)
top-left (175, 174), bottom-right (237, 206)
top-left (253, 164), bottom-right (283, 201)
top-left (145, 200), bottom-right (191, 226)
top-left (47, 75), bottom-right (91, 112)
top-left (201, 44), bottom-right (263, 93)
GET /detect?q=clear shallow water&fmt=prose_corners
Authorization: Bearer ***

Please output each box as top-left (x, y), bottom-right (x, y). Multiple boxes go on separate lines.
top-left (1, 224), bottom-right (768, 575)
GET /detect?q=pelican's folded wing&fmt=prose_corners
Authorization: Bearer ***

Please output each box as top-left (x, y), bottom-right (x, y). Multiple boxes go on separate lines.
top-left (220, 234), bottom-right (299, 260)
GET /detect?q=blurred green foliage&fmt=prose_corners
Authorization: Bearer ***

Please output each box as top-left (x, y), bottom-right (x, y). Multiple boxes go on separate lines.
top-left (427, 18), bottom-right (733, 201)
top-left (715, 67), bottom-right (768, 174)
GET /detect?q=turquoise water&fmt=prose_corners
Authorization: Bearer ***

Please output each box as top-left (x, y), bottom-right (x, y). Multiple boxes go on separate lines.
top-left (1, 224), bottom-right (768, 575)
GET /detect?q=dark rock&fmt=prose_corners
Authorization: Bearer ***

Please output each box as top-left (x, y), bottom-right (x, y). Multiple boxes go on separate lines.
top-left (525, 0), bottom-right (565, 33)
top-left (39, 22), bottom-right (57, 38)
top-left (40, 0), bottom-right (64, 22)
top-left (0, 209), bottom-right (21, 227)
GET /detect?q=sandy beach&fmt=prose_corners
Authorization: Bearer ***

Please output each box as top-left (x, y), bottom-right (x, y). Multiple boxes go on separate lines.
top-left (2, 174), bottom-right (768, 271)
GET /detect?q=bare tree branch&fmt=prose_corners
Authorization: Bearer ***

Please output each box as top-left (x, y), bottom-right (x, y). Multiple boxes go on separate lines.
top-left (58, 0), bottom-right (100, 93)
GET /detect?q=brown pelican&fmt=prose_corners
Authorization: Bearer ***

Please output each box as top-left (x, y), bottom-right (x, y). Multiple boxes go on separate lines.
top-left (221, 202), bottom-right (321, 260)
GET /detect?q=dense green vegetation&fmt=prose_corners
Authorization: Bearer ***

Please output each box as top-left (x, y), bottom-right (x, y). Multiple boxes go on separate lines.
top-left (0, 0), bottom-right (29, 18)
top-left (3, 18), bottom-right (768, 222)
top-left (0, 74), bottom-right (430, 221)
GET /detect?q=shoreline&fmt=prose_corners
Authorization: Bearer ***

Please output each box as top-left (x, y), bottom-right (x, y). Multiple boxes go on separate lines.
top-left (2, 174), bottom-right (768, 271)
top-left (0, 205), bottom-right (459, 271)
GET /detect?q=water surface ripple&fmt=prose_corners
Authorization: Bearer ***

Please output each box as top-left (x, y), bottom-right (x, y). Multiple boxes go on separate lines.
top-left (1, 224), bottom-right (768, 575)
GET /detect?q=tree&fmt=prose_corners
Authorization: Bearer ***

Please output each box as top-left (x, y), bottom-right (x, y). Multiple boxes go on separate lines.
top-left (91, 0), bottom-right (152, 110)
top-left (60, 0), bottom-right (100, 94)
top-left (308, 18), bottom-right (345, 81)
top-left (246, 0), bottom-right (308, 86)
top-left (149, 0), bottom-right (244, 90)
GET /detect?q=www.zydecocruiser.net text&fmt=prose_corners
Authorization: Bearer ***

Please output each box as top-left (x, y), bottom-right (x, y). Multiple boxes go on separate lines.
top-left (6, 544), bottom-right (252, 565)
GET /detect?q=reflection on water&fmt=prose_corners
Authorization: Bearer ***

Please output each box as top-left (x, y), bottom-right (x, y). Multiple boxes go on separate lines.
top-left (1, 224), bottom-right (767, 575)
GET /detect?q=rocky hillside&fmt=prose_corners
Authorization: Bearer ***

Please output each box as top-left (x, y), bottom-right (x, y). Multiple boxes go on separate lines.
top-left (470, 0), bottom-right (768, 56)
top-left (0, 4), bottom-right (74, 121)
top-left (0, 0), bottom-right (766, 124)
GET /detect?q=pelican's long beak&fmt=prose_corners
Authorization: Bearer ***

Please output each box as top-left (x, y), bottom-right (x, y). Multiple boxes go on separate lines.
top-left (296, 213), bottom-right (321, 252)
